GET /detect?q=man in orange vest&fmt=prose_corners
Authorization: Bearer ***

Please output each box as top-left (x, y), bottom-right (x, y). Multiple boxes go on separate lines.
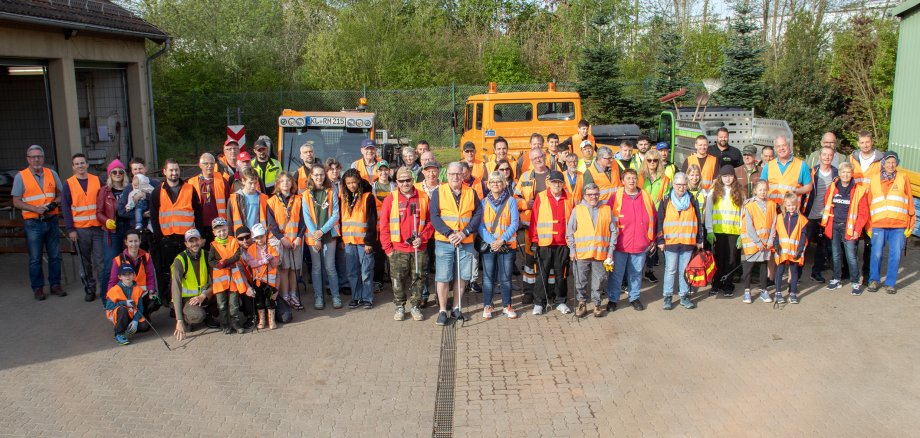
top-left (867, 152), bottom-right (915, 294)
top-left (430, 162), bottom-right (483, 325)
top-left (351, 139), bottom-right (379, 184)
top-left (12, 145), bottom-right (64, 301)
top-left (151, 159), bottom-right (203, 309)
top-left (188, 152), bottom-right (230, 246)
top-left (850, 130), bottom-right (884, 280)
top-left (560, 119), bottom-right (596, 156)
top-left (461, 142), bottom-right (487, 181)
top-left (529, 171), bottom-right (574, 315)
top-left (61, 153), bottom-right (105, 302)
top-left (762, 135), bottom-right (813, 207)
top-left (582, 146), bottom-right (620, 201)
top-left (218, 139), bottom-right (240, 182)
top-left (682, 135), bottom-right (718, 191)
top-left (514, 147), bottom-right (552, 304)
top-left (566, 183), bottom-right (616, 318)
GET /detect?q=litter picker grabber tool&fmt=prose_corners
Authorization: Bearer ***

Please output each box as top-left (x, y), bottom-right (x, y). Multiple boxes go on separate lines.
top-left (455, 245), bottom-right (469, 326)
top-left (146, 316), bottom-right (171, 351)
top-left (73, 238), bottom-right (92, 296)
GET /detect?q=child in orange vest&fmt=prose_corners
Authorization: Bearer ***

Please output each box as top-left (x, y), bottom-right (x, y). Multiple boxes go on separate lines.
top-left (774, 193), bottom-right (808, 304)
top-left (243, 224), bottom-right (280, 330)
top-left (104, 264), bottom-right (148, 345)
top-left (207, 217), bottom-right (253, 334)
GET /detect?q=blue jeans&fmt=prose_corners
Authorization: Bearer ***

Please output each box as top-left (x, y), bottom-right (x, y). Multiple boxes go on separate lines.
top-left (481, 250), bottom-right (514, 307)
top-left (830, 223), bottom-right (859, 283)
top-left (25, 218), bottom-right (62, 290)
top-left (307, 241), bottom-right (340, 300)
top-left (608, 251), bottom-right (645, 303)
top-left (344, 243), bottom-right (375, 303)
top-left (869, 227), bottom-right (906, 287)
top-left (663, 249), bottom-right (693, 298)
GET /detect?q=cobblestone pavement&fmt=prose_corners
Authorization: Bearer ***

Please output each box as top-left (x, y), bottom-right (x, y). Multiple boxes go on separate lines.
top-left (1, 248), bottom-right (919, 437)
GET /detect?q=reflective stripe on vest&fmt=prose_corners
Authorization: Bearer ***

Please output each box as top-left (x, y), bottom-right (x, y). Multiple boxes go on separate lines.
top-left (178, 251), bottom-right (209, 298)
top-left (572, 204), bottom-right (611, 260)
top-left (766, 158), bottom-right (804, 205)
top-left (868, 173), bottom-right (912, 227)
top-left (268, 193), bottom-right (302, 242)
top-left (587, 165), bottom-right (618, 201)
top-left (740, 200), bottom-right (776, 256)
top-left (388, 190), bottom-right (429, 243)
top-left (66, 175), bottom-right (101, 227)
top-left (662, 202), bottom-right (698, 246)
top-left (435, 184), bottom-right (475, 243)
top-left (189, 173), bottom-right (228, 219)
top-left (303, 188), bottom-right (336, 246)
top-left (775, 214), bottom-right (807, 265)
top-left (210, 238), bottom-right (246, 293)
top-left (19, 168), bottom-right (58, 220)
top-left (482, 196), bottom-right (518, 250)
top-left (342, 192), bottom-right (370, 245)
top-left (821, 179), bottom-right (869, 239)
top-left (159, 184), bottom-right (196, 236)
top-left (248, 243), bottom-right (279, 288)
top-left (534, 191), bottom-right (573, 246)
top-left (711, 194), bottom-right (741, 234)
top-left (687, 155), bottom-right (717, 191)
top-left (850, 155), bottom-right (880, 187)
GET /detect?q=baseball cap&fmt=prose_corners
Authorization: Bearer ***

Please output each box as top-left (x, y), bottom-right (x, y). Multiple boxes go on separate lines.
top-left (253, 136), bottom-right (271, 150)
top-left (655, 141), bottom-right (669, 151)
top-left (422, 161), bottom-right (440, 170)
top-left (462, 142), bottom-right (476, 152)
top-left (184, 228), bottom-right (201, 241)
top-left (251, 223), bottom-right (267, 238)
top-left (223, 139), bottom-right (239, 147)
top-left (742, 145), bottom-right (757, 156)
top-left (547, 170), bottom-right (565, 182)
top-left (719, 164), bottom-right (735, 176)
top-left (238, 151), bottom-right (252, 162)
top-left (117, 264), bottom-right (135, 276)
top-left (580, 140), bottom-right (594, 149)
top-left (375, 160), bottom-right (390, 170)
top-left (211, 217), bottom-right (228, 229)
top-left (361, 139), bottom-right (376, 149)
top-left (396, 167), bottom-right (413, 181)
top-left (235, 226), bottom-right (251, 239)
top-left (883, 151), bottom-right (900, 165)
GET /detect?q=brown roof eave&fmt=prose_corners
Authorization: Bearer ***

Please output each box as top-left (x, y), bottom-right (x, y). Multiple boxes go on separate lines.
top-left (0, 11), bottom-right (167, 43)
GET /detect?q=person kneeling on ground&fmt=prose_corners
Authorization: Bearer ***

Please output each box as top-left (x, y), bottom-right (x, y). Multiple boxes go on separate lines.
top-left (172, 229), bottom-right (215, 341)
top-left (105, 263), bottom-right (150, 345)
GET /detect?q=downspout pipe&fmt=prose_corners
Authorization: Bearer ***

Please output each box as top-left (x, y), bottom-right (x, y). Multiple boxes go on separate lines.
top-left (145, 37), bottom-right (170, 167)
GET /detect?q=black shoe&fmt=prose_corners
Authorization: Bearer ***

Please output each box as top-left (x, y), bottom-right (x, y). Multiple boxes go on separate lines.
top-left (606, 301), bottom-right (617, 312)
top-left (435, 311), bottom-right (448, 326)
top-left (205, 316), bottom-right (221, 329)
top-left (84, 291), bottom-right (95, 302)
top-left (361, 300), bottom-right (373, 309)
top-left (521, 294), bottom-right (534, 305)
top-left (630, 299), bottom-right (645, 311)
top-left (223, 327), bottom-right (233, 335)
top-left (708, 284), bottom-right (721, 296)
top-left (470, 282), bottom-right (482, 294)
top-left (347, 300), bottom-right (360, 309)
top-left (811, 272), bottom-right (826, 283)
top-left (242, 318), bottom-right (255, 330)
top-left (644, 271), bottom-right (658, 283)
top-left (721, 290), bottom-right (734, 297)
top-left (420, 295), bottom-right (429, 308)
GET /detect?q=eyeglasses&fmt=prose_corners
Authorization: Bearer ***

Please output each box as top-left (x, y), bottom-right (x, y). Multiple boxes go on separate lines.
top-left (447, 172), bottom-right (462, 177)
top-left (27, 155), bottom-right (43, 160)
top-left (397, 179), bottom-right (412, 184)
top-left (111, 169), bottom-right (125, 175)
top-left (498, 168), bottom-right (511, 172)
top-left (585, 193), bottom-right (600, 197)
top-left (647, 159), bottom-right (659, 163)
top-left (673, 183), bottom-right (687, 187)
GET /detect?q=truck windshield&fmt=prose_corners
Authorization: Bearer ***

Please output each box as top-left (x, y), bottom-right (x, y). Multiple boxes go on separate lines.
top-left (279, 127), bottom-right (370, 170)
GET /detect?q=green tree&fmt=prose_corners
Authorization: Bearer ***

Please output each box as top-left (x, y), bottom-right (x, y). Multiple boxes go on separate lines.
top-left (575, 44), bottom-right (638, 124)
top-left (718, 1), bottom-right (765, 109)
top-left (652, 23), bottom-right (689, 102)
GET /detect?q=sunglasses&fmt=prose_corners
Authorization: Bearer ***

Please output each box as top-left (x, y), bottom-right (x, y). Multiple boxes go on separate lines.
top-left (647, 159), bottom-right (659, 163)
top-left (498, 168), bottom-right (511, 172)
top-left (111, 169), bottom-right (126, 175)
top-left (397, 179), bottom-right (412, 183)
top-left (237, 235), bottom-right (251, 241)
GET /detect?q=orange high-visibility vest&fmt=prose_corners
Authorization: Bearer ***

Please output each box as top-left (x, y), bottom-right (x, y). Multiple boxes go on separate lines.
top-left (435, 184), bottom-right (475, 243)
top-left (247, 243), bottom-right (278, 288)
top-left (267, 193), bottom-right (302, 243)
top-left (534, 191), bottom-right (573, 246)
top-left (766, 158), bottom-right (804, 206)
top-left (662, 201), bottom-right (699, 246)
top-left (466, 177), bottom-right (485, 200)
top-left (572, 204), bottom-right (611, 260)
top-left (158, 183), bottom-right (196, 236)
top-left (686, 155), bottom-right (717, 191)
top-left (868, 172), bottom-right (914, 230)
top-left (341, 192), bottom-right (370, 245)
top-left (563, 171), bottom-right (584, 204)
top-left (188, 173), bottom-right (228, 220)
top-left (230, 191), bottom-right (268, 230)
top-left (303, 188), bottom-right (337, 246)
top-left (481, 196), bottom-right (518, 250)
top-left (515, 169), bottom-right (548, 228)
top-left (821, 179), bottom-right (869, 239)
top-left (210, 237), bottom-right (247, 294)
top-left (850, 154), bottom-right (881, 187)
top-left (351, 159), bottom-right (377, 184)
top-left (116, 251), bottom-right (151, 292)
top-left (296, 166), bottom-right (311, 193)
top-left (775, 213), bottom-right (807, 265)
top-left (610, 189), bottom-right (655, 242)
top-left (466, 160), bottom-right (487, 181)
top-left (740, 200), bottom-right (776, 256)
top-left (19, 168), bottom-right (58, 220)
top-left (586, 163), bottom-right (621, 201)
top-left (105, 283), bottom-right (146, 326)
top-left (66, 175), bottom-right (101, 228)
top-left (388, 190), bottom-right (430, 243)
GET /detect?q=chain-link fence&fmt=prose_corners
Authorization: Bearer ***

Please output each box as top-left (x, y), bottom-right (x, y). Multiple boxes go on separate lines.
top-left (154, 81), bottom-right (702, 164)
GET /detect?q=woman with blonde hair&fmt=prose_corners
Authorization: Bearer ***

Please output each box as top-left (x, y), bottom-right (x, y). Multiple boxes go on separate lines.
top-left (641, 149), bottom-right (670, 206)
top-left (267, 172), bottom-right (304, 310)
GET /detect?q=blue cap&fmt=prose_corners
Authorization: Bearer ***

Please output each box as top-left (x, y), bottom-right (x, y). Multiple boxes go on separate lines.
top-left (118, 264), bottom-right (136, 276)
top-left (655, 141), bottom-right (669, 150)
top-left (883, 151), bottom-right (899, 165)
top-left (361, 139), bottom-right (376, 149)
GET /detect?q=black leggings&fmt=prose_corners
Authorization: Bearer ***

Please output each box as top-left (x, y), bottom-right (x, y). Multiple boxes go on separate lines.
top-left (741, 261), bottom-right (768, 290)
top-left (254, 283), bottom-right (277, 310)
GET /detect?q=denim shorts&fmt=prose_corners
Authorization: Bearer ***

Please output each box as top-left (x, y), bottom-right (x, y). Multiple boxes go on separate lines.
top-left (434, 241), bottom-right (474, 283)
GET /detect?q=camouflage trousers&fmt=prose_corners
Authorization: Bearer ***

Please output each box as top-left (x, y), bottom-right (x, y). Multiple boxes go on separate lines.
top-left (389, 249), bottom-right (427, 308)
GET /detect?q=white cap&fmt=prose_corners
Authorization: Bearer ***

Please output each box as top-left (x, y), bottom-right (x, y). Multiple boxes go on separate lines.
top-left (251, 223), bottom-right (266, 238)
top-left (184, 228), bottom-right (201, 241)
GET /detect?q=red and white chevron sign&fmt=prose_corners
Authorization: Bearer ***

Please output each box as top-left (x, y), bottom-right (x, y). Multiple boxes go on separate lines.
top-left (227, 125), bottom-right (246, 148)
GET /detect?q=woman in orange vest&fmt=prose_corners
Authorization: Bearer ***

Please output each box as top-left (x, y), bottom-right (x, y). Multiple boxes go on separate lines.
top-left (267, 172), bottom-right (304, 310)
top-left (562, 152), bottom-right (584, 204)
top-left (774, 193), bottom-right (808, 304)
top-left (302, 165), bottom-right (342, 310)
top-left (656, 172), bottom-right (704, 310)
top-left (104, 264), bottom-right (149, 345)
top-left (739, 180), bottom-right (776, 304)
top-left (108, 230), bottom-right (157, 313)
top-left (242, 223), bottom-right (281, 330)
top-left (207, 217), bottom-right (252, 334)
top-left (340, 169), bottom-right (377, 309)
top-left (479, 171), bottom-right (520, 320)
top-left (821, 162), bottom-right (869, 294)
top-left (867, 152), bottom-right (915, 294)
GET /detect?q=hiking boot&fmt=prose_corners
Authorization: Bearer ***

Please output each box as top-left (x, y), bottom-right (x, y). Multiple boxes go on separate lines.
top-left (394, 306), bottom-right (405, 321)
top-left (556, 303), bottom-right (572, 314)
top-left (532, 304), bottom-right (544, 315)
top-left (347, 300), bottom-right (360, 309)
top-left (630, 299), bottom-right (645, 311)
top-left (268, 309), bottom-right (277, 330)
top-left (867, 281), bottom-right (880, 292)
top-left (242, 317), bottom-right (255, 330)
top-left (679, 296), bottom-right (696, 309)
top-left (811, 272), bottom-right (826, 283)
top-left (606, 301), bottom-right (617, 312)
top-left (482, 305), bottom-right (494, 320)
top-left (502, 305), bottom-right (518, 319)
top-left (50, 285), bottom-right (66, 297)
top-left (34, 288), bottom-right (46, 301)
top-left (593, 303), bottom-right (604, 317)
top-left (114, 333), bottom-right (130, 345)
top-left (759, 290), bottom-right (773, 303)
top-left (521, 294), bottom-right (534, 305)
top-left (575, 301), bottom-right (588, 318)
top-left (774, 292), bottom-right (785, 304)
top-left (435, 310), bottom-right (448, 326)
top-left (644, 270), bottom-right (658, 283)
top-left (662, 295), bottom-right (673, 310)
top-left (851, 284), bottom-right (862, 296)
top-left (788, 293), bottom-right (799, 304)
top-left (742, 290), bottom-right (752, 304)
top-left (84, 291), bottom-right (96, 302)
top-left (826, 279), bottom-right (841, 290)
top-left (410, 306), bottom-right (423, 321)
top-left (313, 297), bottom-right (325, 310)
top-left (886, 286), bottom-right (897, 295)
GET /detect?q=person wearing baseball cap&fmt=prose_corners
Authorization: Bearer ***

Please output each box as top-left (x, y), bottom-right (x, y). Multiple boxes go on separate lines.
top-left (655, 141), bottom-right (678, 181)
top-left (866, 150), bottom-right (914, 294)
top-left (351, 139), bottom-right (379, 184)
top-left (104, 262), bottom-right (150, 345)
top-left (735, 145), bottom-right (763, 198)
top-left (461, 142), bottom-right (487, 181)
top-left (218, 139), bottom-right (241, 181)
top-left (371, 160), bottom-right (394, 211)
top-left (251, 135), bottom-right (282, 195)
top-left (171, 227), bottom-right (214, 341)
top-left (529, 170), bottom-right (575, 315)
top-left (576, 139), bottom-right (596, 173)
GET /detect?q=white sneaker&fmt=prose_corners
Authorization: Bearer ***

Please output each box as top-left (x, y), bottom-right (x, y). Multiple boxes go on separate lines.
top-left (556, 303), bottom-right (572, 314)
top-left (532, 305), bottom-right (544, 315)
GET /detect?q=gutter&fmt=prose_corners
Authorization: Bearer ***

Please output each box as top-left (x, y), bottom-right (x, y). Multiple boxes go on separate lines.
top-left (0, 11), bottom-right (168, 42)
top-left (146, 38), bottom-right (170, 167)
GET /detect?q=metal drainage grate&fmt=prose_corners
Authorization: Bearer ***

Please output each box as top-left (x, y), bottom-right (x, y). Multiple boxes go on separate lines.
top-left (432, 322), bottom-right (457, 437)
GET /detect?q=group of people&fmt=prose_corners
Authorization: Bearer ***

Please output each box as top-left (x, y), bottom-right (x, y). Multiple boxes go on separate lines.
top-left (13, 122), bottom-right (913, 345)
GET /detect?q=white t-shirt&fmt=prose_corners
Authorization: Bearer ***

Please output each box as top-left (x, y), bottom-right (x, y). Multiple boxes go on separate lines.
top-left (859, 154), bottom-right (874, 172)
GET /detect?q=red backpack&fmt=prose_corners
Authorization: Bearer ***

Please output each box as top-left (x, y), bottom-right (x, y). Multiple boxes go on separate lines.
top-left (684, 250), bottom-right (716, 287)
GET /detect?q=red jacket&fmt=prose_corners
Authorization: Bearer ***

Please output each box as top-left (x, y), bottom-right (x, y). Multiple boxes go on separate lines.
top-left (822, 182), bottom-right (869, 240)
top-left (529, 191), bottom-right (569, 246)
top-left (379, 190), bottom-right (434, 255)
top-left (96, 185), bottom-right (121, 226)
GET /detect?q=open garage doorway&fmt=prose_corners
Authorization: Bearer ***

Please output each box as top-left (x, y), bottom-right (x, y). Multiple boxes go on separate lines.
top-left (0, 62), bottom-right (56, 177)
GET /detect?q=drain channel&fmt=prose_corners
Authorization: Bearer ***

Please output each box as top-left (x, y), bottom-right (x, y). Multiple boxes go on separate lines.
top-left (431, 322), bottom-right (457, 437)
